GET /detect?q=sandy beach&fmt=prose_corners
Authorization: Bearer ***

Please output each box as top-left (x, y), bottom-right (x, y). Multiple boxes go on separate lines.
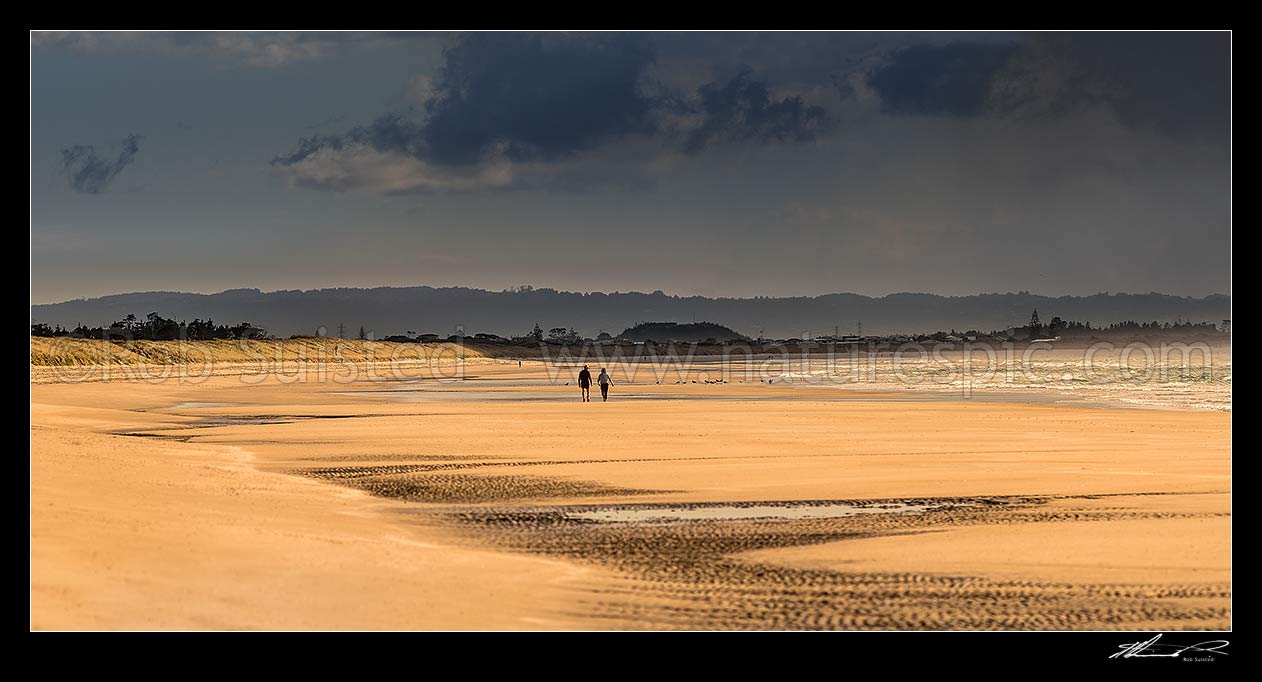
top-left (30, 356), bottom-right (1230, 630)
top-left (30, 27), bottom-right (1233, 640)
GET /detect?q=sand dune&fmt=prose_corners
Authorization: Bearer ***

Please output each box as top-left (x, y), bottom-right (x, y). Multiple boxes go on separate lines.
top-left (30, 337), bottom-right (480, 367)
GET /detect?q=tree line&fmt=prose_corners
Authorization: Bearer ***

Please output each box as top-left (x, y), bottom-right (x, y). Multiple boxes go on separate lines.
top-left (989, 314), bottom-right (1221, 340)
top-left (1100, 319), bottom-right (1219, 332)
top-left (31, 313), bottom-right (267, 340)
top-left (1028, 317), bottom-right (1220, 337)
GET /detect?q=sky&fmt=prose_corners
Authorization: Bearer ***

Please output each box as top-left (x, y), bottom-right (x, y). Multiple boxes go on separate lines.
top-left (30, 31), bottom-right (1231, 305)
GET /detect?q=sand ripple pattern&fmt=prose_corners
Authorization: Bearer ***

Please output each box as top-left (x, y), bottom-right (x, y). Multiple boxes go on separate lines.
top-left (453, 497), bottom-right (1229, 630)
top-left (288, 449), bottom-right (1229, 630)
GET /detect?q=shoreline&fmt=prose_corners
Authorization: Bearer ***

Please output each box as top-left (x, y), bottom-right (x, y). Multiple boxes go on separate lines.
top-left (31, 336), bottom-right (1229, 413)
top-left (33, 364), bottom-right (1229, 414)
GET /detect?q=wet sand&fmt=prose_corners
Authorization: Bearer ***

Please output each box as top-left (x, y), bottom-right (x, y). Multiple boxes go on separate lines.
top-left (30, 361), bottom-right (1230, 629)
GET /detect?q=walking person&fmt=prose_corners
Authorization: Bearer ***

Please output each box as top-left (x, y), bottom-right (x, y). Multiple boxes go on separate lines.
top-left (578, 365), bottom-right (593, 402)
top-left (597, 367), bottom-right (613, 402)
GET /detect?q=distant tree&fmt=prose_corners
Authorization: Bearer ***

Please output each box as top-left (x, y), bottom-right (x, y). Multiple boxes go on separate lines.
top-left (1028, 309), bottom-right (1042, 338)
top-left (596, 331), bottom-right (613, 341)
top-left (31, 323), bottom-right (54, 337)
top-left (139, 312), bottom-right (181, 340)
top-left (528, 323), bottom-right (544, 342)
top-left (186, 318), bottom-right (215, 340)
top-left (71, 324), bottom-right (104, 339)
top-left (548, 327), bottom-right (568, 341)
top-left (358, 326), bottom-right (367, 340)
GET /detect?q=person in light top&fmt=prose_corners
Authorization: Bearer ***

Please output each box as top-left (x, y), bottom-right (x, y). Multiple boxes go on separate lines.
top-left (597, 367), bottom-right (614, 402)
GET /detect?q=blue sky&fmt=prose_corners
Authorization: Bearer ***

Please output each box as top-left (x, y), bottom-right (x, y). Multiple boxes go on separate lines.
top-left (30, 31), bottom-right (1230, 304)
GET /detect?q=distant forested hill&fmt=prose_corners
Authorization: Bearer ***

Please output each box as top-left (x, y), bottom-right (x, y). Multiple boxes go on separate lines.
top-left (619, 321), bottom-right (748, 342)
top-left (32, 286), bottom-right (1231, 339)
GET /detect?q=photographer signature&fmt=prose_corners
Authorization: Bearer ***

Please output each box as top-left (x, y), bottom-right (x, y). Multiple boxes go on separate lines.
top-left (1110, 634), bottom-right (1230, 659)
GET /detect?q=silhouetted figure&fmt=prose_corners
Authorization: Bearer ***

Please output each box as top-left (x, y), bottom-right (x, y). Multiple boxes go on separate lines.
top-left (578, 365), bottom-right (593, 402)
top-left (598, 367), bottom-right (613, 402)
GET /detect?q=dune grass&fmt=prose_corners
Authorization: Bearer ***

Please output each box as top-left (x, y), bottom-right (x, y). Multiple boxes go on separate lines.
top-left (30, 336), bottom-right (483, 367)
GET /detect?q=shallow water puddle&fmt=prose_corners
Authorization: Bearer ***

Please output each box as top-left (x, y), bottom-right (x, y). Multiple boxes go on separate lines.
top-left (567, 501), bottom-right (942, 524)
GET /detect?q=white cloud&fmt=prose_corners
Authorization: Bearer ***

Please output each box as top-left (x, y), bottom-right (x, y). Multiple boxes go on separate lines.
top-left (274, 147), bottom-right (516, 194)
top-left (272, 137), bottom-right (685, 195)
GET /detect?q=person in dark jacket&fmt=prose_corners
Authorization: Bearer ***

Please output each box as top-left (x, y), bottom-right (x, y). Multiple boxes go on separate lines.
top-left (578, 365), bottom-right (592, 402)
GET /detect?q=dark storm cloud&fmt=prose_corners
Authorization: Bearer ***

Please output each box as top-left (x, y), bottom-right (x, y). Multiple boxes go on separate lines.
top-left (683, 68), bottom-right (834, 153)
top-left (858, 33), bottom-right (1229, 141)
top-left (59, 134), bottom-right (142, 194)
top-left (272, 32), bottom-right (836, 190)
top-left (271, 113), bottom-right (425, 166)
top-left (272, 33), bottom-right (661, 170)
top-left (272, 31), bottom-right (1229, 198)
top-left (421, 32), bottom-right (661, 165)
top-left (865, 42), bottom-right (1020, 117)
top-left (649, 31), bottom-right (874, 99)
